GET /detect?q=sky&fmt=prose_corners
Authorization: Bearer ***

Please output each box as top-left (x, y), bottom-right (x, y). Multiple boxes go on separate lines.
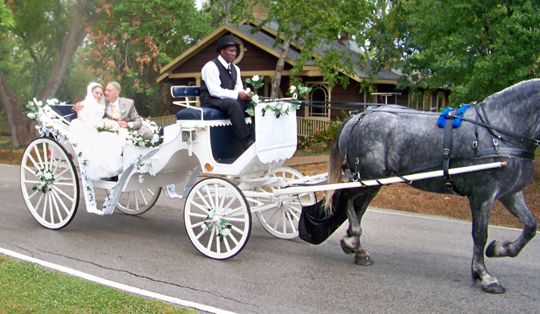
top-left (195, 0), bottom-right (206, 9)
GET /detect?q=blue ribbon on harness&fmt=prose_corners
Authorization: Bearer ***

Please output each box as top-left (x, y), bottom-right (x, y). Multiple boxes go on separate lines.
top-left (437, 105), bottom-right (471, 128)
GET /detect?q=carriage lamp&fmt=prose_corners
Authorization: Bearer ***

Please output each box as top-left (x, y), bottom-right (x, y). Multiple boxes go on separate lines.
top-left (204, 163), bottom-right (213, 172)
top-left (182, 129), bottom-right (197, 143)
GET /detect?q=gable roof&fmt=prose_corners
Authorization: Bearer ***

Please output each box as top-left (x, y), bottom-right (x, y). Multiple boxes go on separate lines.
top-left (157, 22), bottom-right (400, 84)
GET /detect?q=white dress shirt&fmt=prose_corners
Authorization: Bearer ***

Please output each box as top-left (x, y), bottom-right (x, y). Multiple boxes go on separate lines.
top-left (201, 55), bottom-right (245, 100)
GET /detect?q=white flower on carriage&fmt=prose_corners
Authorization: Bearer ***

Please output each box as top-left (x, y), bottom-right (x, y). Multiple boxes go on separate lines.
top-left (151, 133), bottom-right (160, 144)
top-left (33, 97), bottom-right (42, 107)
top-left (253, 75), bottom-right (260, 82)
top-left (43, 171), bottom-right (53, 180)
top-left (289, 85), bottom-right (296, 93)
top-left (280, 102), bottom-right (291, 113)
top-left (251, 94), bottom-right (261, 104)
top-left (27, 112), bottom-right (36, 119)
top-left (220, 227), bottom-right (231, 237)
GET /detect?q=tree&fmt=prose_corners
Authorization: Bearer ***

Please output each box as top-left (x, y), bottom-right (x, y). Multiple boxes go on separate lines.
top-left (370, 0), bottom-right (540, 105)
top-left (249, 0), bottom-right (376, 98)
top-left (82, 0), bottom-right (213, 116)
top-left (0, 0), bottom-right (111, 147)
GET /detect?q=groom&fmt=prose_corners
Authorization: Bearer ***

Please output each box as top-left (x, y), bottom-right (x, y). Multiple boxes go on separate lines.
top-left (104, 82), bottom-right (152, 139)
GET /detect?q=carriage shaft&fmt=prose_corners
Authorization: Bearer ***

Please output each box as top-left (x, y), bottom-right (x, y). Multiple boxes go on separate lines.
top-left (273, 162), bottom-right (507, 195)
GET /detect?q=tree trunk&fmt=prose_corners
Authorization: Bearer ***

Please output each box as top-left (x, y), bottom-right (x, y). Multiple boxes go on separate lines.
top-left (271, 37), bottom-right (291, 99)
top-left (0, 71), bottom-right (33, 147)
top-left (221, 0), bottom-right (231, 24)
top-left (40, 0), bottom-right (90, 100)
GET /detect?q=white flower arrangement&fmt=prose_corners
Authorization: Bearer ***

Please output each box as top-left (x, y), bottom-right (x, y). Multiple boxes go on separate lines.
top-left (244, 75), bottom-right (311, 118)
top-left (95, 118), bottom-right (120, 134)
top-left (33, 168), bottom-right (55, 193)
top-left (202, 208), bottom-right (233, 241)
top-left (26, 97), bottom-right (67, 120)
top-left (126, 119), bottom-right (161, 148)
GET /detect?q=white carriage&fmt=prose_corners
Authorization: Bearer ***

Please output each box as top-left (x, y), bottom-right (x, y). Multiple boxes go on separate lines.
top-left (20, 89), bottom-right (316, 260)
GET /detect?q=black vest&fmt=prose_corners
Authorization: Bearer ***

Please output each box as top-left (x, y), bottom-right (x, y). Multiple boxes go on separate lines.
top-left (200, 58), bottom-right (237, 102)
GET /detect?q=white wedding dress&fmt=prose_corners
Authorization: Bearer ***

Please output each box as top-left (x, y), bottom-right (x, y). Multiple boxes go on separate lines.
top-left (69, 82), bottom-right (127, 180)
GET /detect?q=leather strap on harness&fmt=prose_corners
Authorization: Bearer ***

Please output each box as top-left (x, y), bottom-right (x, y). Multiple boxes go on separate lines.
top-left (442, 109), bottom-right (459, 193)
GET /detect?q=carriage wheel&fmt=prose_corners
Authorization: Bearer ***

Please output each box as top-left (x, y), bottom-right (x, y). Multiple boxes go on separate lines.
top-left (116, 187), bottom-right (161, 216)
top-left (255, 167), bottom-right (316, 239)
top-left (184, 177), bottom-right (251, 260)
top-left (20, 137), bottom-right (79, 229)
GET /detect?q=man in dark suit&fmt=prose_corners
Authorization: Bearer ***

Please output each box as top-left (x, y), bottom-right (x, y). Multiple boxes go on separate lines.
top-left (200, 34), bottom-right (254, 149)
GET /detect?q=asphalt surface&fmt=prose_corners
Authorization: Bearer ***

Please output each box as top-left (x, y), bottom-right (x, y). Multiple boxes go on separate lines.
top-left (2, 163), bottom-right (540, 313)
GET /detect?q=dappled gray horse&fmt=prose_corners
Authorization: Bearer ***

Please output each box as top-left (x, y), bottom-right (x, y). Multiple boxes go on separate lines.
top-left (325, 79), bottom-right (539, 293)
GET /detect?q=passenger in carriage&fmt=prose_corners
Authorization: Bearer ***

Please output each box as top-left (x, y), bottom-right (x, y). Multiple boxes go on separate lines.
top-left (200, 34), bottom-right (254, 149)
top-left (70, 82), bottom-right (126, 180)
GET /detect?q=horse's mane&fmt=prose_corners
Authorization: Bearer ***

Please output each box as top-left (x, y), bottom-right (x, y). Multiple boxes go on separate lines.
top-left (484, 78), bottom-right (540, 108)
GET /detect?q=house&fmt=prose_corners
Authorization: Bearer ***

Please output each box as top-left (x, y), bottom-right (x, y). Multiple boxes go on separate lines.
top-left (157, 20), bottom-right (449, 136)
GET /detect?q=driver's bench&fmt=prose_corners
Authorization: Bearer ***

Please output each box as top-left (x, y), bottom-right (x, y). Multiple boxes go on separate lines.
top-left (171, 86), bottom-right (254, 164)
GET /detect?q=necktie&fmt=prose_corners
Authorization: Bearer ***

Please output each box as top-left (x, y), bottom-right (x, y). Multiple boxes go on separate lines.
top-left (111, 103), bottom-right (119, 120)
top-left (227, 63), bottom-right (232, 76)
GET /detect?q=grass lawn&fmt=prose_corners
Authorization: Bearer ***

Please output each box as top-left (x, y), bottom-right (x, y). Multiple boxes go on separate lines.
top-left (0, 255), bottom-right (196, 313)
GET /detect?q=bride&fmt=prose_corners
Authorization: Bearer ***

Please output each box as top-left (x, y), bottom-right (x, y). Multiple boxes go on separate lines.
top-left (69, 82), bottom-right (127, 180)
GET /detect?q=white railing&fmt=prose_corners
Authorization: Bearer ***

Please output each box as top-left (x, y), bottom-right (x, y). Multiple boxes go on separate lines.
top-left (296, 117), bottom-right (334, 138)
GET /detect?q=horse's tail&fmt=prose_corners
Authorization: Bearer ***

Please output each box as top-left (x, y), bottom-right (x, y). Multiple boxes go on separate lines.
top-left (323, 125), bottom-right (345, 215)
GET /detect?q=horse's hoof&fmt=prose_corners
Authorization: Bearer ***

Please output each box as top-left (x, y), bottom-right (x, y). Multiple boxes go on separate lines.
top-left (354, 253), bottom-right (373, 266)
top-left (340, 239), bottom-right (354, 255)
top-left (482, 283), bottom-right (506, 294)
top-left (485, 240), bottom-right (498, 258)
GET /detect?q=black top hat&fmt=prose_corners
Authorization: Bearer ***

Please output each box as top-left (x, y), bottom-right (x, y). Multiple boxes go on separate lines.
top-left (216, 35), bottom-right (240, 53)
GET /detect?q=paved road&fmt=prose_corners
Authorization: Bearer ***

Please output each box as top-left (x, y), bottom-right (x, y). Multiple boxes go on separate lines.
top-left (2, 163), bottom-right (539, 313)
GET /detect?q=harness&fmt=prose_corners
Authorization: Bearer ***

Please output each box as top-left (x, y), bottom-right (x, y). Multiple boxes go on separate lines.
top-left (342, 104), bottom-right (539, 194)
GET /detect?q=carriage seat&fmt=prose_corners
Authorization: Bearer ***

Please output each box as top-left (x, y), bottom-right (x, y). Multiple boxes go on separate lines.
top-left (175, 106), bottom-right (229, 120)
top-left (171, 85), bottom-right (254, 164)
top-left (49, 105), bottom-right (77, 122)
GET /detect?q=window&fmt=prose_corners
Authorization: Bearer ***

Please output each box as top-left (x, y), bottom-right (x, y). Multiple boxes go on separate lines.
top-left (305, 83), bottom-right (330, 120)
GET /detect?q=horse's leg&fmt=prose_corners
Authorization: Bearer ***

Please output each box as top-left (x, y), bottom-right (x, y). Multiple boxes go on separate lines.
top-left (469, 194), bottom-right (505, 294)
top-left (341, 187), bottom-right (380, 266)
top-left (341, 190), bottom-right (361, 255)
top-left (486, 192), bottom-right (537, 258)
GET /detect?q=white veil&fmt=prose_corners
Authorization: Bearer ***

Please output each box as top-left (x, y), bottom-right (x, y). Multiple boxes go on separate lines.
top-left (76, 82), bottom-right (106, 123)
top-left (84, 82), bottom-right (106, 107)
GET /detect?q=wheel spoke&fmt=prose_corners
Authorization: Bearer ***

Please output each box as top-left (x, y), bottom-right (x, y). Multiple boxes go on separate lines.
top-left (116, 187), bottom-right (160, 216)
top-left (255, 167), bottom-right (316, 239)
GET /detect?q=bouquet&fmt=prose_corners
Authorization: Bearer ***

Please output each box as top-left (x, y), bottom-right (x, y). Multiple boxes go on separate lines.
top-left (95, 118), bottom-right (120, 134)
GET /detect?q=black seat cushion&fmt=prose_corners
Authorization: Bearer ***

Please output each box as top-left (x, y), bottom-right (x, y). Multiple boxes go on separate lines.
top-left (176, 107), bottom-right (228, 120)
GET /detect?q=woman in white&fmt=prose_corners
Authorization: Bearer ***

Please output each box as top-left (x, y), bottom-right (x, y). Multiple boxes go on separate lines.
top-left (69, 82), bottom-right (127, 180)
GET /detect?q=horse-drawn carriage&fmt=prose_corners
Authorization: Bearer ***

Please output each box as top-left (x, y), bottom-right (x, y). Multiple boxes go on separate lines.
top-left (20, 86), bottom-right (316, 260)
top-left (20, 79), bottom-right (539, 293)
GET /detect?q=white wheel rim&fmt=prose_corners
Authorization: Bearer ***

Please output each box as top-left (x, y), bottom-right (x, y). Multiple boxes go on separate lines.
top-left (116, 187), bottom-right (161, 215)
top-left (184, 178), bottom-right (251, 259)
top-left (255, 167), bottom-right (316, 239)
top-left (20, 138), bottom-right (79, 229)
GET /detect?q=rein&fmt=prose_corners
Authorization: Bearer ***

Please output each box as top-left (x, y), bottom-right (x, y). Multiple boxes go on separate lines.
top-left (451, 103), bottom-right (540, 148)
